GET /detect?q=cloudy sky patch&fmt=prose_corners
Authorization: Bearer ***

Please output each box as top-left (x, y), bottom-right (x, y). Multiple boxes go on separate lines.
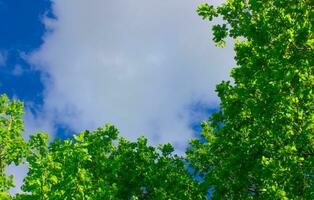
top-left (26, 0), bottom-right (235, 150)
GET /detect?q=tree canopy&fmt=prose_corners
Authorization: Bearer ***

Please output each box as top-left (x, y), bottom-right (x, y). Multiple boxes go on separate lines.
top-left (0, 95), bottom-right (27, 199)
top-left (17, 126), bottom-right (204, 199)
top-left (0, 96), bottom-right (204, 199)
top-left (187, 0), bottom-right (313, 199)
top-left (1, 0), bottom-right (313, 199)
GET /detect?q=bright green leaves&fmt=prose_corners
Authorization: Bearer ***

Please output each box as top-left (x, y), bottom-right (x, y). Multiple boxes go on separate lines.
top-left (0, 95), bottom-right (27, 193)
top-left (0, 102), bottom-right (203, 199)
top-left (197, 4), bottom-right (228, 47)
top-left (0, 192), bottom-right (11, 200)
top-left (17, 125), bottom-right (204, 199)
top-left (197, 4), bottom-right (217, 21)
top-left (22, 132), bottom-right (51, 200)
top-left (158, 143), bottom-right (174, 156)
top-left (212, 24), bottom-right (228, 47)
top-left (188, 0), bottom-right (313, 199)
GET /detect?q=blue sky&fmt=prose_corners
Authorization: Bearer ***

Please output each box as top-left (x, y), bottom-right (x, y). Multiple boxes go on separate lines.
top-left (0, 0), bottom-right (49, 104)
top-left (0, 0), bottom-right (78, 140)
top-left (0, 0), bottom-right (235, 149)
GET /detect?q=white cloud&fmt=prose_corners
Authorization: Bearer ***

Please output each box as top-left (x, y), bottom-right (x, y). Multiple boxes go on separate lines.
top-left (23, 108), bottom-right (55, 141)
top-left (27, 0), bottom-right (235, 151)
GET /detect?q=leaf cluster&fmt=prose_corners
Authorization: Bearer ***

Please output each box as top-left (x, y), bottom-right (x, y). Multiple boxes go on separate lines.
top-left (188, 0), bottom-right (313, 199)
top-left (0, 95), bottom-right (205, 199)
top-left (0, 95), bottom-right (27, 193)
top-left (16, 126), bottom-right (204, 199)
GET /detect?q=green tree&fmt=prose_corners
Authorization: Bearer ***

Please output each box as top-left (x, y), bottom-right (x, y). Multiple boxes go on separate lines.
top-left (17, 125), bottom-right (204, 200)
top-left (187, 0), bottom-right (313, 199)
top-left (0, 95), bottom-right (27, 198)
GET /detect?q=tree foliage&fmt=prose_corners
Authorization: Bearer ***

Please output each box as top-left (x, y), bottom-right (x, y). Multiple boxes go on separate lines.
top-left (0, 94), bottom-right (205, 199)
top-left (187, 0), bottom-right (313, 199)
top-left (0, 95), bottom-right (27, 197)
top-left (14, 125), bottom-right (203, 199)
top-left (1, 0), bottom-right (313, 199)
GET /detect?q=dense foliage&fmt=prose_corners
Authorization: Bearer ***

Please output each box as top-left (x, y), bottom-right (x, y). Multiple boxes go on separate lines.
top-left (0, 95), bottom-right (27, 199)
top-left (1, 0), bottom-right (313, 199)
top-left (17, 126), bottom-right (203, 199)
top-left (187, 0), bottom-right (313, 199)
top-left (0, 95), bottom-right (204, 199)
